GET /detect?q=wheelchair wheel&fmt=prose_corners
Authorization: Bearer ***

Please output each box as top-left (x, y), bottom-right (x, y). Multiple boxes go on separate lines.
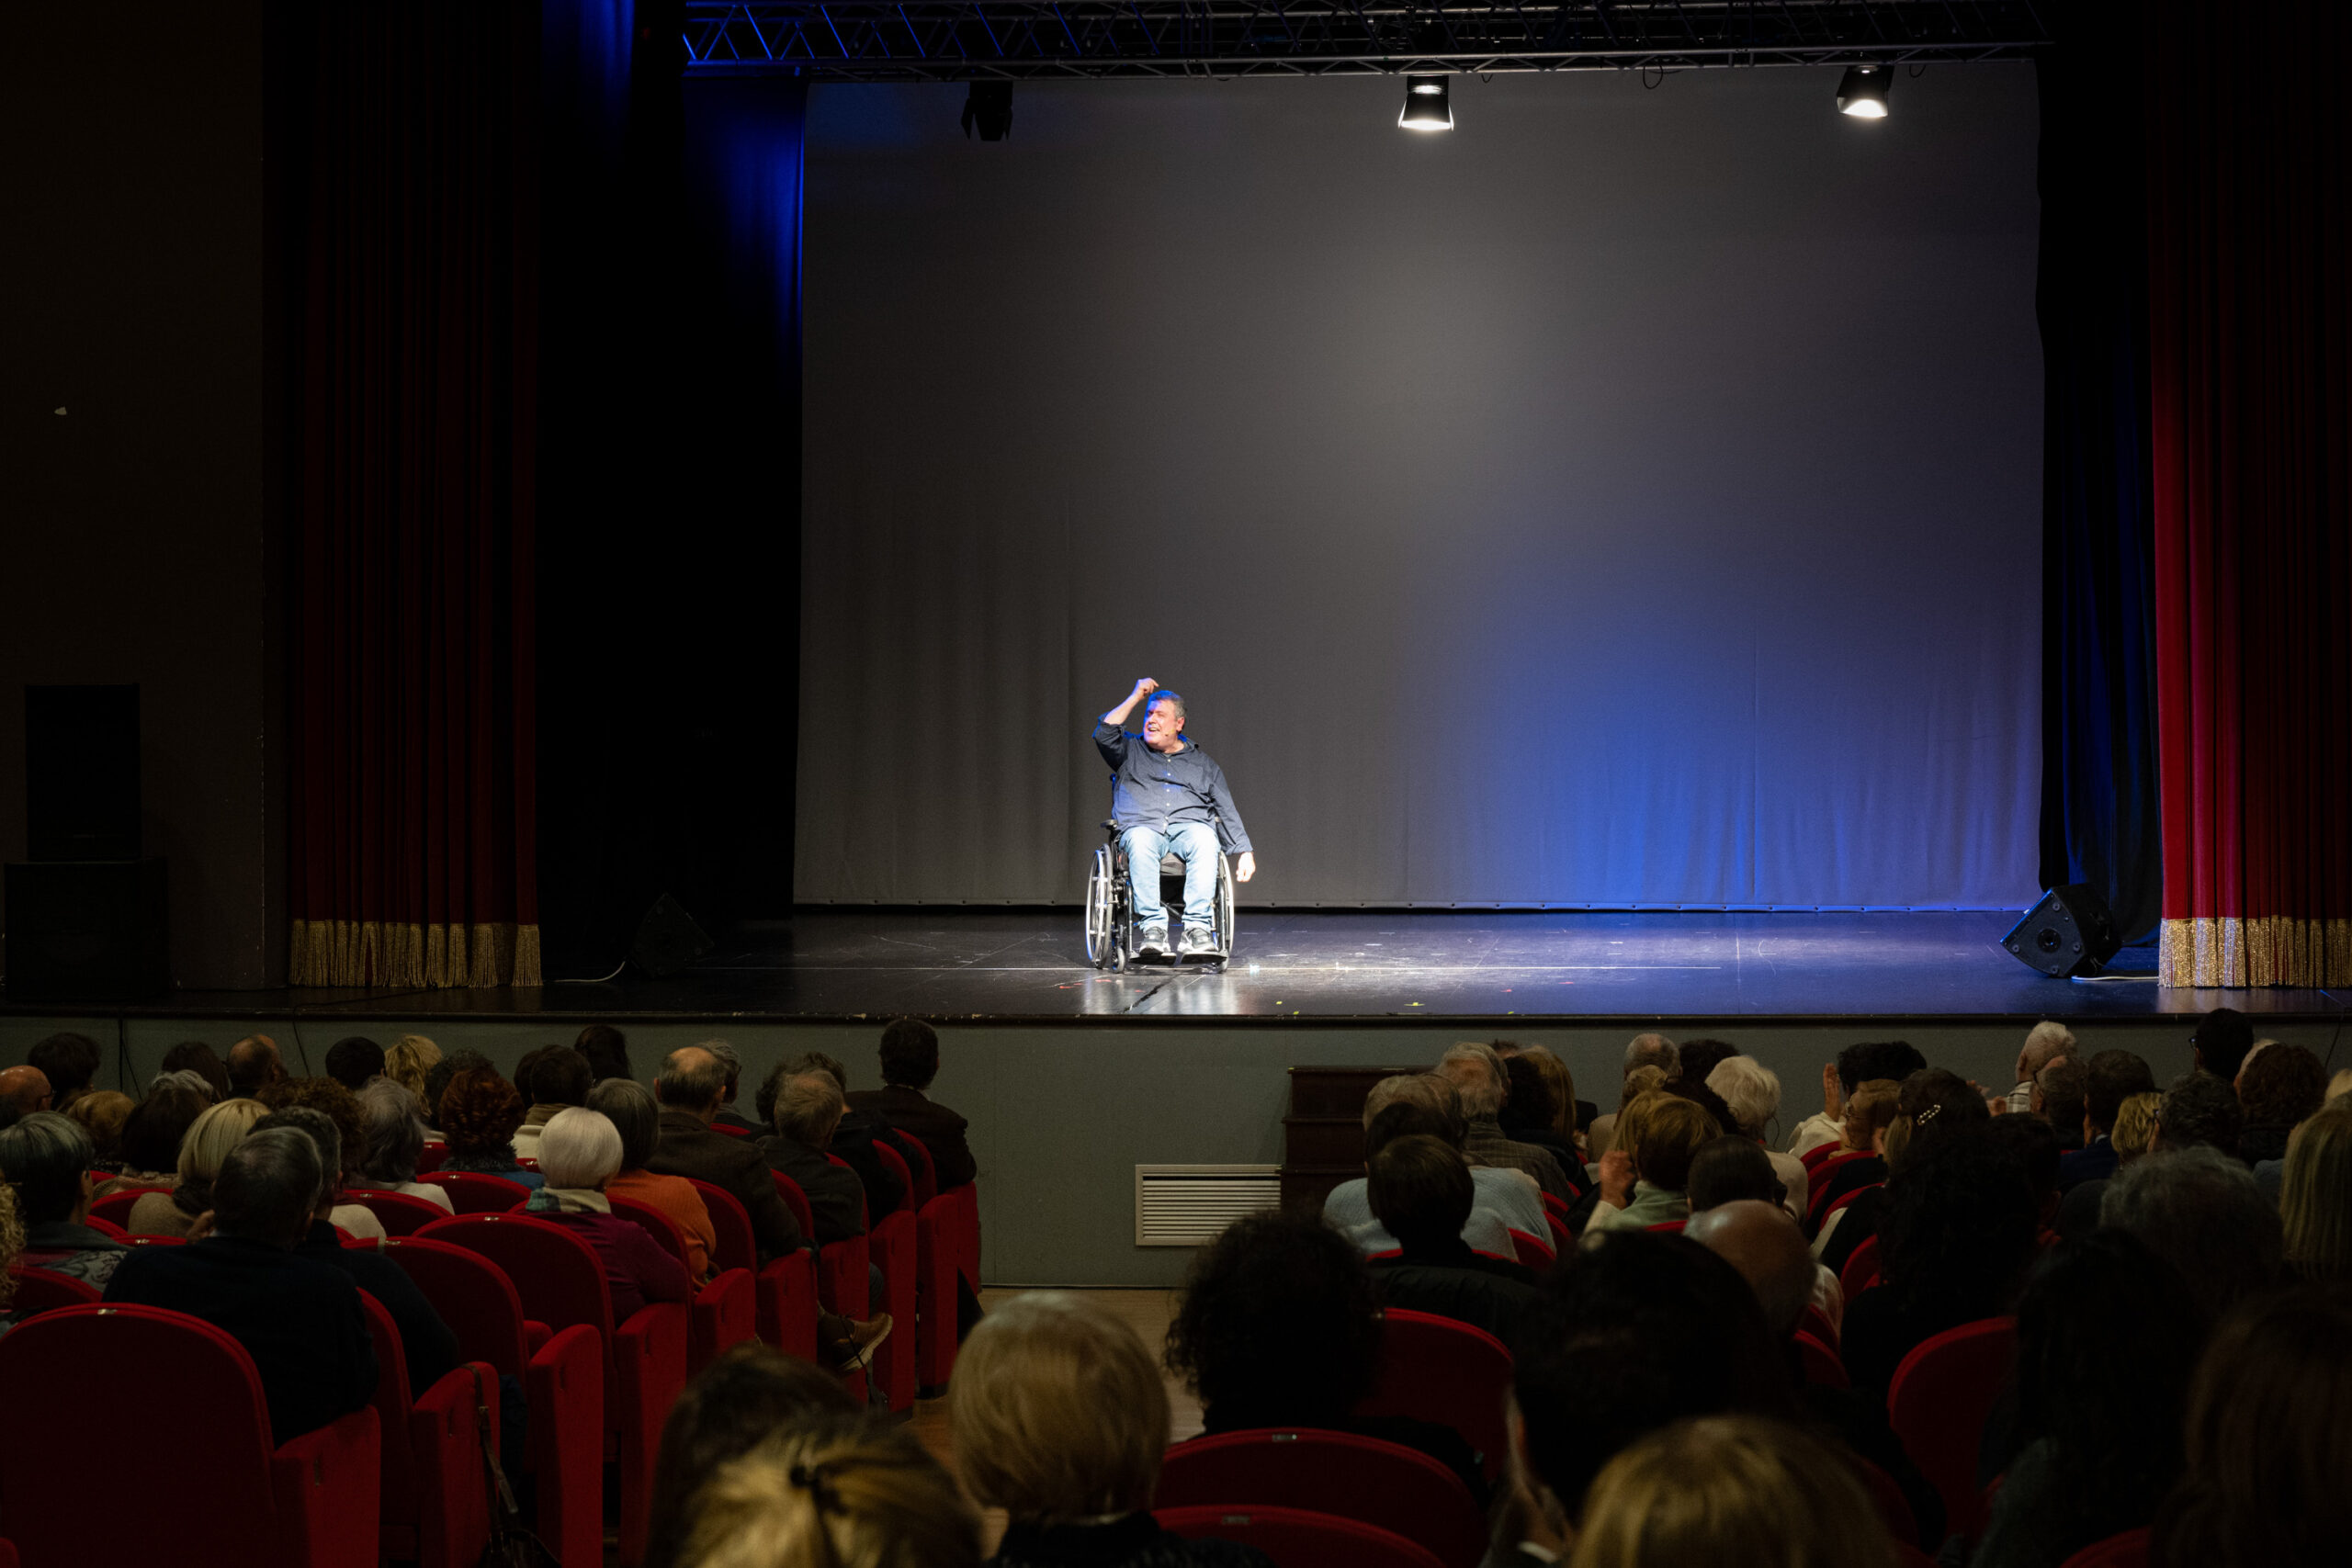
top-left (1083, 844), bottom-right (1116, 967)
top-left (1216, 852), bottom-right (1238, 956)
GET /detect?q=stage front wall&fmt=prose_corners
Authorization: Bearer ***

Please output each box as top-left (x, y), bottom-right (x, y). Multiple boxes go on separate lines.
top-left (798, 68), bottom-right (2044, 909)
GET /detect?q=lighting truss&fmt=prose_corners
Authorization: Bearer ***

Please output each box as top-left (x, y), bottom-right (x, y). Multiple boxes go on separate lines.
top-left (680, 1), bottom-right (2050, 82)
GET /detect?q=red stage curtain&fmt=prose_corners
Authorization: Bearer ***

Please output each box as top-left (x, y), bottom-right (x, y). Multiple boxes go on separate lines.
top-left (2146, 0), bottom-right (2352, 987)
top-left (287, 3), bottom-right (541, 987)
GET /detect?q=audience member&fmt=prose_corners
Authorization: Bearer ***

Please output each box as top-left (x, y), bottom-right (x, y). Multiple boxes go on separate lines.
top-left (1566, 1416), bottom-right (1891, 1568)
top-left (1589, 1092), bottom-right (1717, 1233)
top-left (644, 1344), bottom-right (861, 1568)
top-left (1498, 1053), bottom-right (1577, 1168)
top-left (957, 1292), bottom-right (1273, 1568)
top-left (436, 1066), bottom-right (544, 1189)
top-left (1437, 1043), bottom-right (1573, 1201)
top-left (103, 1126), bottom-right (377, 1443)
top-left (258, 1075), bottom-right (390, 1236)
top-left (1983, 1112), bottom-right (2064, 1236)
top-left (1164, 1209), bottom-right (1485, 1495)
top-left (576, 1023), bottom-right (634, 1084)
top-left (130, 1097), bottom-right (268, 1238)
top-left (1685, 1138), bottom-right (1787, 1216)
top-left (1802, 1077), bottom-right (1901, 1246)
top-left (2005, 1020), bottom-right (2076, 1113)
top-left (511, 1043), bottom-right (555, 1109)
top-left (1672, 1038), bottom-right (1739, 1088)
top-left (1583, 1033), bottom-right (1676, 1156)
top-left (383, 1033), bottom-right (443, 1103)
top-left (705, 1041), bottom-right (760, 1134)
top-left (1817, 1069), bottom-right (1989, 1275)
top-left (1976, 1232), bottom-right (2208, 1568)
top-left (2059, 1049), bottom-right (2157, 1190)
top-left (0, 1066), bottom-right (51, 1122)
top-left (763, 1052), bottom-right (908, 1221)
top-left (515, 1044), bottom-right (594, 1161)
top-left (256, 1104), bottom-right (460, 1397)
top-left (2154, 1071), bottom-right (2245, 1161)
top-left (1366, 1134), bottom-right (1541, 1343)
top-left (1323, 1075), bottom-right (1543, 1251)
top-left (2109, 1089), bottom-right (2162, 1163)
top-left (0, 1182), bottom-right (24, 1340)
top-left (350, 1079), bottom-right (455, 1212)
top-left (1510, 1043), bottom-right (1589, 1145)
top-left (526, 1107), bottom-right (693, 1322)
top-left (2236, 1041), bottom-right (2324, 1168)
top-left (322, 1035), bottom-right (385, 1093)
top-left (1584, 1065), bottom-right (1667, 1161)
top-left (2034, 1055), bottom-right (2089, 1153)
top-left (2152, 1285), bottom-right (2352, 1568)
top-left (2100, 1147), bottom-right (2282, 1322)
top-left (1786, 1040), bottom-right (1928, 1156)
top-left (226, 1034), bottom-right (288, 1099)
top-left (1705, 1055), bottom-right (1811, 1219)
top-left (158, 1040), bottom-right (232, 1101)
top-left (2333, 1068), bottom-right (2352, 1104)
top-left (65, 1089), bottom-right (134, 1169)
top-left (423, 1048), bottom-right (493, 1131)
top-left (597, 1077), bottom-right (719, 1283)
top-left (103, 1079), bottom-right (210, 1196)
top-left (27, 1032), bottom-right (102, 1111)
top-left (0, 1112), bottom-right (129, 1290)
top-left (763, 1072), bottom-right (870, 1244)
top-left (2280, 1100), bottom-right (2352, 1284)
top-left (2188, 1006), bottom-right (2255, 1084)
top-left (671, 1418), bottom-right (981, 1568)
top-left (845, 1019), bottom-right (978, 1190)
top-left (1840, 1125), bottom-right (2037, 1396)
top-left (650, 1047), bottom-right (804, 1258)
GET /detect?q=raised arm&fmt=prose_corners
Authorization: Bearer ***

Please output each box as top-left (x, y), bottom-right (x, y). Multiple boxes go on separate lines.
top-left (1100, 677), bottom-right (1159, 729)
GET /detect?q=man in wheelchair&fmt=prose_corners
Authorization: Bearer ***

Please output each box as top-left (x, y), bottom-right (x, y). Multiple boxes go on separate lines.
top-left (1093, 677), bottom-right (1256, 957)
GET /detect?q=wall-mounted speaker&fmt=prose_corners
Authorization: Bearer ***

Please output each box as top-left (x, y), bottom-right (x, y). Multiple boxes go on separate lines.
top-left (2001, 884), bottom-right (2122, 978)
top-left (5, 858), bottom-right (169, 1000)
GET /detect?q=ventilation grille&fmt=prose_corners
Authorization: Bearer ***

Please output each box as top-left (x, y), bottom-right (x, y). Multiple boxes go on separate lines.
top-left (1135, 1164), bottom-right (1282, 1247)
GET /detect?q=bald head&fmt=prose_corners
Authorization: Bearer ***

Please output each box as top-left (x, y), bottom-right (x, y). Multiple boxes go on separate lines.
top-left (226, 1036), bottom-right (286, 1099)
top-left (0, 1066), bottom-right (52, 1118)
top-left (1624, 1032), bottom-right (1679, 1077)
top-left (1434, 1044), bottom-right (1508, 1117)
top-left (655, 1046), bottom-right (728, 1115)
top-left (1686, 1200), bottom-right (1816, 1339)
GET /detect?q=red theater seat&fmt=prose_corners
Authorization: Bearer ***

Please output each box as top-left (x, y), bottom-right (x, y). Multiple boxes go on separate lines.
top-left (3, 1267), bottom-right (100, 1316)
top-left (896, 1130), bottom-right (941, 1209)
top-left (610, 1192), bottom-right (757, 1374)
top-left (344, 1189), bottom-right (456, 1236)
top-left (417, 1171), bottom-right (532, 1214)
top-left (866, 1142), bottom-right (922, 1410)
top-left (689, 1177), bottom-right (820, 1362)
top-left (1888, 1317), bottom-right (2018, 1543)
top-left (1795, 1330), bottom-right (1849, 1390)
top-left (1354, 1308), bottom-right (1514, 1483)
top-left (85, 1188), bottom-right (167, 1230)
top-left (355, 1289), bottom-right (496, 1568)
top-left (1509, 1228), bottom-right (1555, 1269)
top-left (1158, 1428), bottom-right (1486, 1568)
top-left (775, 1172), bottom-right (868, 1400)
top-left (0, 1303), bottom-right (379, 1568)
top-left (1157, 1505), bottom-right (1446, 1568)
top-left (2059, 1527), bottom-right (2151, 1568)
top-left (1841, 1234), bottom-right (1884, 1301)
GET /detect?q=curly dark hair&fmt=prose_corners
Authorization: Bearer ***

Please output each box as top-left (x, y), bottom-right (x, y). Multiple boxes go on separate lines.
top-left (2158, 1072), bottom-right (2244, 1156)
top-left (2239, 1044), bottom-right (2326, 1130)
top-left (437, 1066), bottom-right (526, 1158)
top-left (1881, 1124), bottom-right (2038, 1322)
top-left (256, 1076), bottom-right (370, 1176)
top-left (424, 1049), bottom-right (494, 1128)
top-left (1886, 1067), bottom-right (1993, 1174)
top-left (1673, 1039), bottom-right (1740, 1086)
top-left (1163, 1210), bottom-right (1381, 1421)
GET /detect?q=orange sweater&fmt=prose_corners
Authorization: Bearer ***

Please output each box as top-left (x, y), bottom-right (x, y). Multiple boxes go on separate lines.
top-left (606, 1168), bottom-right (717, 1283)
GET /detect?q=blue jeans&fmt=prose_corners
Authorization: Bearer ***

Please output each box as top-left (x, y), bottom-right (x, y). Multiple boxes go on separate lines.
top-left (1122, 822), bottom-right (1218, 931)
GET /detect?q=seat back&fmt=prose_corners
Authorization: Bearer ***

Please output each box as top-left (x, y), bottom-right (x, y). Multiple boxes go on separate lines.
top-left (4, 1266), bottom-right (102, 1316)
top-left (377, 1235), bottom-right (532, 1380)
top-left (1158, 1428), bottom-right (1486, 1568)
top-left (355, 1290), bottom-right (424, 1533)
top-left (773, 1172), bottom-right (816, 1238)
top-left (872, 1141), bottom-right (918, 1217)
top-left (1157, 1505), bottom-right (1447, 1568)
top-left (419, 1171), bottom-right (533, 1214)
top-left (1840, 1234), bottom-right (1884, 1301)
top-left (892, 1134), bottom-right (939, 1209)
top-left (1507, 1228), bottom-right (1555, 1269)
top-left (2057, 1526), bottom-right (2152, 1568)
top-left (709, 1123), bottom-right (750, 1139)
top-left (0, 1303), bottom-right (278, 1567)
top-left (688, 1178), bottom-right (760, 1274)
top-left (415, 1142), bottom-right (447, 1174)
top-left (421, 1213), bottom-right (617, 1416)
top-left (1794, 1330), bottom-right (1849, 1390)
top-left (125, 1235), bottom-right (184, 1248)
top-left (81, 1215), bottom-right (130, 1240)
top-left (1355, 1309), bottom-right (1515, 1483)
top-left (1797, 1303), bottom-right (1840, 1348)
top-left (344, 1189), bottom-right (453, 1236)
top-left (1887, 1317), bottom-right (2018, 1542)
top-left (611, 1194), bottom-right (693, 1269)
top-left (1645, 1219), bottom-right (1688, 1233)
top-left (1847, 1454), bottom-right (1920, 1550)
top-left (86, 1188), bottom-right (167, 1229)
top-left (1814, 1181), bottom-right (1880, 1235)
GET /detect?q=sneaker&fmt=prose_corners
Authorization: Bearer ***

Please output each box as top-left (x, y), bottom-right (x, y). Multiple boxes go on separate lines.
top-left (1136, 923), bottom-right (1170, 957)
top-left (820, 1314), bottom-right (893, 1372)
top-left (1179, 926), bottom-right (1216, 956)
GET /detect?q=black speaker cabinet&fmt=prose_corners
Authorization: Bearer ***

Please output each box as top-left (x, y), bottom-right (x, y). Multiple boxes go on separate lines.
top-left (629, 892), bottom-right (714, 978)
top-left (26, 684), bottom-right (141, 863)
top-left (5, 859), bottom-right (169, 1001)
top-left (2001, 884), bottom-right (2122, 978)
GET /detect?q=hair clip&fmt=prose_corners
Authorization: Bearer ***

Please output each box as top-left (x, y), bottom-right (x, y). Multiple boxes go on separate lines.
top-left (1916, 1104), bottom-right (1943, 1126)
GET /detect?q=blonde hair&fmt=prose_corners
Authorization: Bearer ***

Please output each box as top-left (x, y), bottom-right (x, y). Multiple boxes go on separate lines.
top-left (384, 1035), bottom-right (444, 1101)
top-left (177, 1098), bottom-right (271, 1188)
top-left (2281, 1100), bottom-right (2352, 1284)
top-left (950, 1291), bottom-right (1169, 1523)
top-left (1568, 1416), bottom-right (1894, 1568)
top-left (66, 1089), bottom-right (136, 1160)
top-left (1623, 1096), bottom-right (1721, 1192)
top-left (2110, 1091), bottom-right (2162, 1163)
top-left (1619, 1065), bottom-right (1668, 1112)
top-left (676, 1418), bottom-right (979, 1568)
top-left (2329, 1069), bottom-right (2352, 1105)
top-left (1839, 1079), bottom-right (1902, 1153)
top-left (537, 1107), bottom-right (624, 1190)
top-left (1519, 1046), bottom-right (1578, 1141)
top-left (0, 1182), bottom-right (25, 1312)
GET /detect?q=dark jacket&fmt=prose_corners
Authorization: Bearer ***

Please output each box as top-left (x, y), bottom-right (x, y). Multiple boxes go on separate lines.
top-left (762, 1132), bottom-right (868, 1245)
top-left (992, 1512), bottom-right (1274, 1568)
top-left (533, 1209), bottom-right (692, 1324)
top-left (1370, 1241), bottom-right (1542, 1347)
top-left (300, 1221), bottom-right (460, 1398)
top-left (846, 1085), bottom-right (978, 1190)
top-left (1805, 1155), bottom-right (1888, 1241)
top-left (829, 1107), bottom-right (911, 1217)
top-left (1091, 722), bottom-right (1253, 853)
top-left (103, 1233), bottom-right (378, 1444)
top-left (2056, 1134), bottom-right (2118, 1192)
top-left (646, 1109), bottom-right (805, 1261)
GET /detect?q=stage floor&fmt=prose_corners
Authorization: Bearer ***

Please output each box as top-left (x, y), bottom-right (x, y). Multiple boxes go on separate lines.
top-left (48, 908), bottom-right (2343, 1024)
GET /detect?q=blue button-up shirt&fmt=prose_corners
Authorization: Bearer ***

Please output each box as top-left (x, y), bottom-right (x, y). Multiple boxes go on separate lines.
top-left (1092, 721), bottom-right (1253, 853)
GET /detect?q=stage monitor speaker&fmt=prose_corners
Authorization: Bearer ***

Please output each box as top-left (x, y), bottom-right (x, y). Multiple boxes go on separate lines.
top-left (630, 892), bottom-right (714, 978)
top-left (2001, 884), bottom-right (2122, 978)
top-left (5, 858), bottom-right (169, 1001)
top-left (26, 684), bottom-right (141, 863)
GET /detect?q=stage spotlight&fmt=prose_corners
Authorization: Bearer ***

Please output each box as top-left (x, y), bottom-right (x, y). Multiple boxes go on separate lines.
top-left (1399, 74), bottom-right (1453, 132)
top-left (1836, 64), bottom-right (1891, 118)
top-left (962, 80), bottom-right (1013, 141)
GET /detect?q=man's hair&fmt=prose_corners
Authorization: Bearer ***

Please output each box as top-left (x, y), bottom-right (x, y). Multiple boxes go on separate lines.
top-left (1683, 1202), bottom-right (1815, 1339)
top-left (953, 1292), bottom-right (1170, 1524)
top-left (2018, 1020), bottom-right (2077, 1077)
top-left (1145, 690), bottom-right (1186, 723)
top-left (1835, 1041), bottom-right (1928, 1095)
top-left (1705, 1057), bottom-right (1781, 1141)
top-left (27, 1032), bottom-right (101, 1102)
top-left (657, 1048), bottom-right (730, 1110)
top-left (1163, 1211), bottom-right (1382, 1419)
top-left (588, 1077), bottom-right (663, 1172)
top-left (257, 1076), bottom-right (369, 1177)
top-left (2101, 1146), bottom-right (2281, 1321)
top-left (539, 1107), bottom-right (626, 1190)
top-left (1674, 1040), bottom-right (1740, 1087)
top-left (225, 1036), bottom-right (285, 1098)
top-left (1685, 1138), bottom-right (1785, 1213)
top-left (1363, 1075), bottom-right (1467, 1143)
top-left (2085, 1050), bottom-right (2157, 1133)
top-left (211, 1126), bottom-right (322, 1248)
top-left (1364, 1100), bottom-right (1467, 1162)
top-left (158, 1041), bottom-right (232, 1101)
top-left (322, 1036), bottom-right (385, 1092)
top-left (763, 1052), bottom-right (853, 1126)
top-left (251, 1106), bottom-right (342, 1213)
top-left (0, 1111), bottom-right (95, 1225)
top-left (644, 1345), bottom-right (860, 1567)
top-left (354, 1079), bottom-right (428, 1186)
top-left (1367, 1134), bottom-right (1476, 1251)
top-left (1623, 1034), bottom-right (1679, 1077)
top-left (1573, 1416), bottom-right (1889, 1568)
top-left (2156, 1071), bottom-right (2244, 1156)
top-left (1624, 1097), bottom-right (1721, 1192)
top-left (878, 1019), bottom-right (941, 1089)
top-left (1511, 1233), bottom-right (1794, 1522)
top-left (703, 1041), bottom-right (743, 1100)
top-left (0, 1066), bottom-right (51, 1119)
top-left (2191, 1007), bottom-right (2255, 1082)
top-left (2036, 1055), bottom-right (2089, 1132)
top-left (511, 1044), bottom-right (558, 1105)
top-left (575, 1025), bottom-right (633, 1083)
top-left (532, 1046), bottom-right (594, 1109)
top-left (774, 1072), bottom-right (847, 1146)
top-left (1499, 1055), bottom-right (1557, 1136)
top-left (1435, 1043), bottom-right (1510, 1117)
top-left (2240, 1043), bottom-right (2327, 1129)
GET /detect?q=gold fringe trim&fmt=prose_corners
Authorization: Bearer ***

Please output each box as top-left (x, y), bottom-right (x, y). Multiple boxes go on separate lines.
top-left (290, 919), bottom-right (544, 988)
top-left (2161, 916), bottom-right (2352, 988)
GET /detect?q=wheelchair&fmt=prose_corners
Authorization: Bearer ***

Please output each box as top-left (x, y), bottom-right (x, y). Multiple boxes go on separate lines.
top-left (1083, 818), bottom-right (1237, 973)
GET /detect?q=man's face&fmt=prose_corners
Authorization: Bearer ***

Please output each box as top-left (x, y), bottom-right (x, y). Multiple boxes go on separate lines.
top-left (1142, 697), bottom-right (1184, 752)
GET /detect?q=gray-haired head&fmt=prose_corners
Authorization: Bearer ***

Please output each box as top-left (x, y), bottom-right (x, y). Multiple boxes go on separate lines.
top-left (1435, 1043), bottom-right (1509, 1118)
top-left (150, 1068), bottom-right (219, 1105)
top-left (2101, 1145), bottom-right (2281, 1320)
top-left (2017, 1020), bottom-right (2076, 1080)
top-left (1146, 689), bottom-right (1186, 723)
top-left (251, 1106), bottom-right (341, 1215)
top-left (588, 1077), bottom-right (662, 1171)
top-left (212, 1126), bottom-right (324, 1247)
top-left (1624, 1033), bottom-right (1679, 1077)
top-left (355, 1078), bottom-right (428, 1185)
top-left (0, 1111), bottom-right (96, 1225)
top-left (656, 1046), bottom-right (729, 1111)
top-left (774, 1072), bottom-right (847, 1146)
top-left (701, 1039), bottom-right (743, 1100)
top-left (1363, 1074), bottom-right (1468, 1145)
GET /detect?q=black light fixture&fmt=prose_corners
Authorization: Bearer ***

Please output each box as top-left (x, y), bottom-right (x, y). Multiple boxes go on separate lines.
top-left (962, 81), bottom-right (1013, 141)
top-left (1399, 74), bottom-right (1453, 132)
top-left (1836, 64), bottom-right (1892, 119)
